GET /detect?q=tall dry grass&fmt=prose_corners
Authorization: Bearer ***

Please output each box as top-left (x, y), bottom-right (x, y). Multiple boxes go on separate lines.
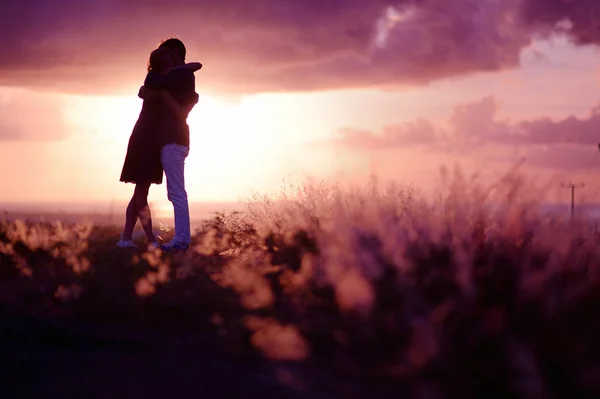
top-left (2, 168), bottom-right (600, 398)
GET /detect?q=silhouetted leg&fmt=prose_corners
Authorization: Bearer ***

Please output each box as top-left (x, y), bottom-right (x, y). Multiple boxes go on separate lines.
top-left (134, 182), bottom-right (157, 243)
top-left (161, 144), bottom-right (191, 245)
top-left (121, 194), bottom-right (138, 241)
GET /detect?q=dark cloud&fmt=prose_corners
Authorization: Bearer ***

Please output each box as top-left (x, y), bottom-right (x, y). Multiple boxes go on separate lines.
top-left (332, 96), bottom-right (600, 152)
top-left (0, 0), bottom-right (593, 95)
top-left (520, 0), bottom-right (600, 45)
top-left (0, 0), bottom-right (396, 94)
top-left (0, 90), bottom-right (68, 141)
top-left (519, 107), bottom-right (600, 146)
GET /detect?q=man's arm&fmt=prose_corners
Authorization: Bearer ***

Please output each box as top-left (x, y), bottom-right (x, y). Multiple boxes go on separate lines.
top-left (154, 69), bottom-right (199, 120)
top-left (167, 91), bottom-right (198, 119)
top-left (182, 93), bottom-right (199, 115)
top-left (159, 91), bottom-right (188, 120)
top-left (177, 69), bottom-right (199, 115)
top-left (139, 69), bottom-right (198, 118)
top-left (174, 62), bottom-right (202, 72)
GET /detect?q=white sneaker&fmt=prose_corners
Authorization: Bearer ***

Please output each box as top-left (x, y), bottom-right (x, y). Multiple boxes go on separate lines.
top-left (159, 240), bottom-right (190, 252)
top-left (116, 239), bottom-right (138, 249)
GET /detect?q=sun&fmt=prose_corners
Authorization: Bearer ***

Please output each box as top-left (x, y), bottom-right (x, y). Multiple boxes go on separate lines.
top-left (63, 91), bottom-right (282, 203)
top-left (186, 96), bottom-right (264, 198)
top-left (150, 200), bottom-right (176, 219)
top-left (186, 93), bottom-right (300, 199)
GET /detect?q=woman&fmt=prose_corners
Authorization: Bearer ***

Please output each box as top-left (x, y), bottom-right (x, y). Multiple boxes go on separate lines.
top-left (116, 48), bottom-right (201, 249)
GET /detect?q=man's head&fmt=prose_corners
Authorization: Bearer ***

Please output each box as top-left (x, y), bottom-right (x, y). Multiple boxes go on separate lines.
top-left (158, 38), bottom-right (186, 66)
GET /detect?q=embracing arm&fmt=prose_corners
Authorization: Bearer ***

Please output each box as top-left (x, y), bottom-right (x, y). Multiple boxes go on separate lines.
top-left (138, 86), bottom-right (158, 100)
top-left (174, 62), bottom-right (202, 72)
top-left (138, 71), bottom-right (169, 100)
top-left (181, 92), bottom-right (199, 115)
top-left (140, 61), bottom-right (200, 98)
top-left (157, 68), bottom-right (199, 118)
top-left (139, 88), bottom-right (198, 120)
top-left (158, 91), bottom-right (198, 120)
top-left (179, 69), bottom-right (199, 115)
top-left (138, 69), bottom-right (199, 119)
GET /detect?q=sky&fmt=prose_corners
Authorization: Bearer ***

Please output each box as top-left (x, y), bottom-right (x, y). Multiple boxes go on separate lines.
top-left (2, 0), bottom-right (600, 214)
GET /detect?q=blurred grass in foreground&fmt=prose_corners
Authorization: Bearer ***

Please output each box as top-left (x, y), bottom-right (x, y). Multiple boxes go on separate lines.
top-left (2, 168), bottom-right (600, 398)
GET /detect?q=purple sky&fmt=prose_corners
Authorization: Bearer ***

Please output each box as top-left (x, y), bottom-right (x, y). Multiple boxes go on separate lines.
top-left (1, 0), bottom-right (600, 206)
top-left (0, 0), bottom-right (598, 95)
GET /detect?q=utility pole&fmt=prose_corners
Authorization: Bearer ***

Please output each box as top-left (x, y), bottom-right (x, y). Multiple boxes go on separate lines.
top-left (561, 182), bottom-right (584, 220)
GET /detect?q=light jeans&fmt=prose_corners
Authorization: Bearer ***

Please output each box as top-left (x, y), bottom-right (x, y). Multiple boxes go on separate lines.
top-left (161, 144), bottom-right (191, 244)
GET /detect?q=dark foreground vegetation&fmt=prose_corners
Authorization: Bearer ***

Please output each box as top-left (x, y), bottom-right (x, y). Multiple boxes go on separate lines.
top-left (2, 177), bottom-right (600, 398)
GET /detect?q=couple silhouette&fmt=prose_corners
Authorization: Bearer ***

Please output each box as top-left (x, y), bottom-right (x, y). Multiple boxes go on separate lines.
top-left (117, 38), bottom-right (201, 252)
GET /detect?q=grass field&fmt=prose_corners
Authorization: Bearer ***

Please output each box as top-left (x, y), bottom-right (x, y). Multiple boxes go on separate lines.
top-left (2, 173), bottom-right (600, 398)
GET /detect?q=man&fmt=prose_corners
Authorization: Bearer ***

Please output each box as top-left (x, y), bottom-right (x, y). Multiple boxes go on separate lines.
top-left (139, 38), bottom-right (200, 252)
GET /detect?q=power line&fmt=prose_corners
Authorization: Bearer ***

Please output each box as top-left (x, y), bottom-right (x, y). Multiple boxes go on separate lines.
top-left (561, 182), bottom-right (584, 220)
top-left (558, 143), bottom-right (600, 221)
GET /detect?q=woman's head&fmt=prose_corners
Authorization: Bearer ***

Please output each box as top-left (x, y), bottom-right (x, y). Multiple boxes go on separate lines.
top-left (147, 48), bottom-right (175, 73)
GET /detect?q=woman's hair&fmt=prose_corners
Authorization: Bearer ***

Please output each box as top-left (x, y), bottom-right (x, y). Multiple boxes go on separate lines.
top-left (159, 38), bottom-right (186, 62)
top-left (147, 48), bottom-right (175, 73)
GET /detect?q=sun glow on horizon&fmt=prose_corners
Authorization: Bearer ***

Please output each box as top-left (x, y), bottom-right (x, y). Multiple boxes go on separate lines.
top-left (61, 91), bottom-right (318, 204)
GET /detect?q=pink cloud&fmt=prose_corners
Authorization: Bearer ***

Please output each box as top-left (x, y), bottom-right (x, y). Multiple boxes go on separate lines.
top-left (520, 0), bottom-right (600, 45)
top-left (333, 119), bottom-right (438, 150)
top-left (0, 0), bottom-right (597, 95)
top-left (331, 96), bottom-right (600, 171)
